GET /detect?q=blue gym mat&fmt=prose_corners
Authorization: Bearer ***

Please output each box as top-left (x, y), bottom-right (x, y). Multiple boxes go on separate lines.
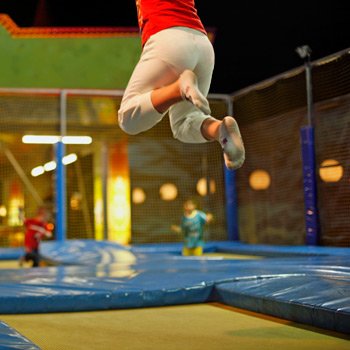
top-left (0, 321), bottom-right (40, 349)
top-left (0, 239), bottom-right (349, 348)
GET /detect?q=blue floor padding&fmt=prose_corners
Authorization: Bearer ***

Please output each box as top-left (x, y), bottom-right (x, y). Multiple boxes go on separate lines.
top-left (214, 274), bottom-right (350, 335)
top-left (212, 240), bottom-right (350, 257)
top-left (0, 247), bottom-right (23, 260)
top-left (0, 239), bottom-right (349, 345)
top-left (0, 321), bottom-right (40, 349)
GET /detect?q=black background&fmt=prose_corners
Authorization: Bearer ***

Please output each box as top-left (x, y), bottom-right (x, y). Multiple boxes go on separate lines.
top-left (0, 0), bottom-right (349, 93)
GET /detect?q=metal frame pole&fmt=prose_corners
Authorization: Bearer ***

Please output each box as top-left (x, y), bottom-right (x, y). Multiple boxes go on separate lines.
top-left (56, 90), bottom-right (67, 241)
top-left (296, 46), bottom-right (320, 245)
top-left (209, 94), bottom-right (239, 241)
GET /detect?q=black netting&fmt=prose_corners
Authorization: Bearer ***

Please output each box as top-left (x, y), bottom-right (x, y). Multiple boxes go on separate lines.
top-left (0, 91), bottom-right (229, 246)
top-left (314, 95), bottom-right (350, 246)
top-left (1, 48), bottom-right (349, 248)
top-left (233, 48), bottom-right (350, 247)
top-left (236, 109), bottom-right (307, 244)
top-left (128, 116), bottom-right (227, 244)
top-left (0, 93), bottom-right (59, 247)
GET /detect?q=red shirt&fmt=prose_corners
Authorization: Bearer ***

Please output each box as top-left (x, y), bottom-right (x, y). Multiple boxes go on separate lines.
top-left (24, 218), bottom-right (51, 251)
top-left (135, 0), bottom-right (207, 46)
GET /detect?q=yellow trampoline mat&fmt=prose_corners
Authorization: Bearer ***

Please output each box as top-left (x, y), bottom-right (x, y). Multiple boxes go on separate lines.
top-left (0, 260), bottom-right (49, 269)
top-left (0, 260), bottom-right (22, 269)
top-left (1, 303), bottom-right (349, 350)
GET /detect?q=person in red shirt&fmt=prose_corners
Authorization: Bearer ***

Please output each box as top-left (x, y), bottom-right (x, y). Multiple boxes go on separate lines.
top-left (19, 207), bottom-right (53, 268)
top-left (118, 0), bottom-right (245, 171)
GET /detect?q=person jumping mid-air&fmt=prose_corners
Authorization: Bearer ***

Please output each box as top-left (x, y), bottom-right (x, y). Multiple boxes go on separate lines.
top-left (118, 0), bottom-right (245, 170)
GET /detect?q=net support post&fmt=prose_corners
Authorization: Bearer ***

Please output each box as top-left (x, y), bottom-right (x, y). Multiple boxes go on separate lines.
top-left (55, 141), bottom-right (66, 241)
top-left (300, 126), bottom-right (319, 245)
top-left (224, 167), bottom-right (239, 241)
top-left (55, 90), bottom-right (67, 241)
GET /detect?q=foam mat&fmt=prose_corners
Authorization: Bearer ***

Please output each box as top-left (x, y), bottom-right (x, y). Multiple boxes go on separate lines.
top-left (0, 239), bottom-right (349, 348)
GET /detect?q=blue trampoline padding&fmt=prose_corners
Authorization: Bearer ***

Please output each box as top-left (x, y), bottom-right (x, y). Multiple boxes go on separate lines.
top-left (213, 241), bottom-right (350, 257)
top-left (0, 240), bottom-right (350, 337)
top-left (40, 239), bottom-right (130, 265)
top-left (214, 274), bottom-right (350, 334)
top-left (130, 242), bottom-right (217, 255)
top-left (40, 240), bottom-right (218, 265)
top-left (0, 247), bottom-right (23, 260)
top-left (0, 321), bottom-right (40, 349)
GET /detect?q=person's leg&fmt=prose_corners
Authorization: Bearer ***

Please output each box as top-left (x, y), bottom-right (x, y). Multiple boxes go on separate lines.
top-left (150, 70), bottom-right (210, 115)
top-left (193, 246), bottom-right (203, 256)
top-left (119, 27), bottom-right (245, 169)
top-left (23, 252), bottom-right (34, 267)
top-left (118, 27), bottom-right (211, 135)
top-left (199, 116), bottom-right (245, 169)
top-left (168, 28), bottom-right (245, 170)
top-left (18, 255), bottom-right (24, 267)
top-left (30, 250), bottom-right (40, 268)
top-left (182, 247), bottom-right (194, 256)
top-left (118, 56), bottom-right (176, 135)
top-left (166, 28), bottom-right (216, 143)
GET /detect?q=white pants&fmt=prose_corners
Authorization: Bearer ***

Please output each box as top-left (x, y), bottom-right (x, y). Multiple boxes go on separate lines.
top-left (118, 26), bottom-right (216, 143)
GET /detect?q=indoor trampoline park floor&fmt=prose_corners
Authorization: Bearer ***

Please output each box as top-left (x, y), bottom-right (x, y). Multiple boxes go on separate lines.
top-left (0, 240), bottom-right (349, 349)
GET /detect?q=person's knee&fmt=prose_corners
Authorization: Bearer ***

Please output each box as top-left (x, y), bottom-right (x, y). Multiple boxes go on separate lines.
top-left (117, 109), bottom-right (141, 135)
top-left (171, 128), bottom-right (185, 143)
top-left (170, 115), bottom-right (205, 144)
top-left (118, 102), bottom-right (163, 136)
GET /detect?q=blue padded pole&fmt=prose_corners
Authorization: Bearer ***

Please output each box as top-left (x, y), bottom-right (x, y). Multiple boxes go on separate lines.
top-left (298, 48), bottom-right (319, 245)
top-left (56, 90), bottom-right (67, 241)
top-left (55, 141), bottom-right (66, 241)
top-left (223, 94), bottom-right (239, 241)
top-left (224, 168), bottom-right (239, 241)
top-left (300, 126), bottom-right (319, 245)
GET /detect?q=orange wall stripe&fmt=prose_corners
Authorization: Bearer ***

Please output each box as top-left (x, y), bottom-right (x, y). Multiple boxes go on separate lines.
top-left (0, 14), bottom-right (215, 41)
top-left (0, 14), bottom-right (140, 38)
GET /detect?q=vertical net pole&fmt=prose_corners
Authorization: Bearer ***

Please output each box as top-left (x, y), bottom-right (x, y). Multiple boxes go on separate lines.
top-left (224, 96), bottom-right (239, 241)
top-left (101, 142), bottom-right (109, 240)
top-left (225, 168), bottom-right (239, 240)
top-left (301, 53), bottom-right (320, 245)
top-left (305, 55), bottom-right (314, 126)
top-left (55, 90), bottom-right (67, 241)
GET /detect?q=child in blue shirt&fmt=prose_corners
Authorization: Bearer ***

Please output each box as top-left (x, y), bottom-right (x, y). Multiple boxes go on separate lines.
top-left (172, 199), bottom-right (213, 256)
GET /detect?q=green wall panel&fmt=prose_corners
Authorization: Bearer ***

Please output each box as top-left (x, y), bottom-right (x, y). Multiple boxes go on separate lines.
top-left (0, 23), bottom-right (141, 89)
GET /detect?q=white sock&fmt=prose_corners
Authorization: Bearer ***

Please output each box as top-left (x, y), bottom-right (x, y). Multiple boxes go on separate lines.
top-left (219, 116), bottom-right (245, 170)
